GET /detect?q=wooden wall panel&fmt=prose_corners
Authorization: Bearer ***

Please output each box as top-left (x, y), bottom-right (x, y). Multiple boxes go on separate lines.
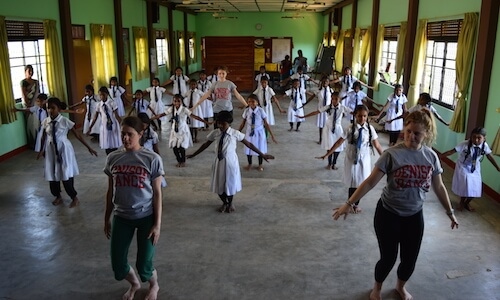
top-left (203, 36), bottom-right (255, 92)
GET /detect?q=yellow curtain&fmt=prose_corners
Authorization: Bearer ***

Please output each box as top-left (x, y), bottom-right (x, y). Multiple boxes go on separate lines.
top-left (408, 19), bottom-right (427, 107)
top-left (323, 32), bottom-right (329, 45)
top-left (359, 26), bottom-right (371, 82)
top-left (334, 29), bottom-right (345, 72)
top-left (165, 30), bottom-right (171, 71)
top-left (449, 12), bottom-right (479, 133)
top-left (351, 28), bottom-right (361, 77)
top-left (133, 26), bottom-right (149, 81)
top-left (90, 24), bottom-right (117, 89)
top-left (178, 31), bottom-right (185, 67)
top-left (43, 19), bottom-right (66, 101)
top-left (395, 22), bottom-right (407, 83)
top-left (373, 24), bottom-right (385, 91)
top-left (329, 31), bottom-right (335, 46)
top-left (0, 16), bottom-right (16, 124)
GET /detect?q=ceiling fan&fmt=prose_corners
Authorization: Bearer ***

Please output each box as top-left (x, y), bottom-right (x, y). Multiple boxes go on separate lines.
top-left (287, 0), bottom-right (326, 5)
top-left (281, 12), bottom-right (305, 19)
top-left (177, 0), bottom-right (213, 6)
top-left (212, 12), bottom-right (238, 19)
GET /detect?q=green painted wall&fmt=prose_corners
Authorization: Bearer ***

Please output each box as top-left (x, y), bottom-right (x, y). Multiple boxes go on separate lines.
top-left (195, 12), bottom-right (323, 69)
top-left (342, 4), bottom-right (352, 30)
top-left (357, 0), bottom-right (372, 28)
top-left (418, 0), bottom-right (480, 19)
top-left (153, 5), bottom-right (172, 82)
top-left (379, 0), bottom-right (408, 25)
top-left (70, 0), bottom-right (115, 39)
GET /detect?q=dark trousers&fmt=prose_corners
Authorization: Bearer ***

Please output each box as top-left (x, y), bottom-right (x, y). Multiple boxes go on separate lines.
top-left (388, 131), bottom-right (400, 145)
top-left (49, 177), bottom-right (77, 199)
top-left (173, 147), bottom-right (186, 163)
top-left (373, 200), bottom-right (424, 283)
top-left (106, 148), bottom-right (118, 155)
top-left (247, 155), bottom-right (263, 165)
top-left (328, 152), bottom-right (340, 166)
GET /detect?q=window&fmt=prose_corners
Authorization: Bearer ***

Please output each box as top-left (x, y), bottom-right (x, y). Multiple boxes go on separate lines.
top-left (155, 29), bottom-right (168, 67)
top-left (380, 26), bottom-right (399, 83)
top-left (421, 19), bottom-right (462, 108)
top-left (6, 20), bottom-right (48, 101)
top-left (188, 32), bottom-right (196, 64)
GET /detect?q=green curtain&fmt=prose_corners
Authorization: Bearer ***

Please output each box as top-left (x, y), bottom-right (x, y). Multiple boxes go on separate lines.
top-left (373, 24), bottom-right (385, 91)
top-left (0, 16), bottom-right (17, 124)
top-left (395, 22), bottom-right (407, 83)
top-left (449, 12), bottom-right (479, 133)
top-left (334, 29), bottom-right (345, 72)
top-left (43, 19), bottom-right (66, 101)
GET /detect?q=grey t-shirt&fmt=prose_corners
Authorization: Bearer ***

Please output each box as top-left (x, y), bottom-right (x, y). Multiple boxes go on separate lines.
top-left (210, 80), bottom-right (237, 113)
top-left (375, 143), bottom-right (443, 216)
top-left (104, 148), bottom-right (164, 220)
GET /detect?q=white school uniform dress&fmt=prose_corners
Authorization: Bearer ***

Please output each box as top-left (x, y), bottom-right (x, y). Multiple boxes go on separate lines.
top-left (255, 73), bottom-right (270, 84)
top-left (338, 75), bottom-right (358, 99)
top-left (198, 80), bottom-right (213, 118)
top-left (342, 122), bottom-right (378, 188)
top-left (166, 105), bottom-right (193, 149)
top-left (285, 87), bottom-right (306, 123)
top-left (316, 87), bottom-right (333, 128)
top-left (183, 88), bottom-right (205, 128)
top-left (320, 104), bottom-right (350, 151)
top-left (108, 85), bottom-right (126, 117)
top-left (451, 141), bottom-right (492, 197)
top-left (253, 85), bottom-right (276, 125)
top-left (97, 99), bottom-right (122, 150)
top-left (31, 106), bottom-right (48, 152)
top-left (145, 86), bottom-right (166, 121)
top-left (207, 127), bottom-right (245, 196)
top-left (140, 128), bottom-right (167, 188)
top-left (208, 74), bottom-right (219, 85)
top-left (384, 93), bottom-right (408, 131)
top-left (41, 114), bottom-right (79, 181)
top-left (242, 106), bottom-right (268, 155)
top-left (170, 75), bottom-right (189, 95)
top-left (82, 94), bottom-right (101, 135)
top-left (290, 73), bottom-right (310, 90)
top-left (344, 90), bottom-right (367, 120)
top-left (132, 98), bottom-right (150, 116)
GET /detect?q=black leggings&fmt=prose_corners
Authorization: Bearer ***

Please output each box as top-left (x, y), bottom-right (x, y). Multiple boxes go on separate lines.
top-left (247, 155), bottom-right (263, 165)
top-left (373, 200), bottom-right (424, 283)
top-left (49, 178), bottom-right (77, 199)
top-left (328, 152), bottom-right (340, 166)
top-left (173, 147), bottom-right (186, 163)
top-left (218, 193), bottom-right (233, 205)
top-left (388, 131), bottom-right (400, 145)
top-left (105, 148), bottom-right (118, 155)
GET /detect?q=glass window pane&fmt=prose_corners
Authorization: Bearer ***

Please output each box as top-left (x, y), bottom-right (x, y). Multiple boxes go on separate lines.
top-left (434, 42), bottom-right (445, 58)
top-left (446, 42), bottom-right (457, 59)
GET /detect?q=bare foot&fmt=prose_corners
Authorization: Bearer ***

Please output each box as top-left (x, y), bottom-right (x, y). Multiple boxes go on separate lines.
top-left (225, 204), bottom-right (235, 213)
top-left (316, 141), bottom-right (321, 145)
top-left (218, 204), bottom-right (226, 213)
top-left (464, 203), bottom-right (475, 212)
top-left (69, 197), bottom-right (80, 208)
top-left (257, 165), bottom-right (264, 171)
top-left (295, 128), bottom-right (300, 132)
top-left (325, 165), bottom-right (332, 170)
top-left (331, 165), bottom-right (338, 170)
top-left (369, 288), bottom-right (382, 300)
top-left (52, 197), bottom-right (63, 206)
top-left (288, 128), bottom-right (293, 132)
top-left (122, 268), bottom-right (141, 300)
top-left (179, 162), bottom-right (186, 168)
top-left (145, 269), bottom-right (160, 300)
top-left (175, 163), bottom-right (181, 168)
top-left (244, 165), bottom-right (252, 171)
top-left (395, 286), bottom-right (413, 300)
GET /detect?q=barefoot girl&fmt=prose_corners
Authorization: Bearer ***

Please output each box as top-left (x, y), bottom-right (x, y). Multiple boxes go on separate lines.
top-left (37, 97), bottom-right (97, 207)
top-left (104, 116), bottom-right (164, 300)
top-left (333, 109), bottom-right (458, 300)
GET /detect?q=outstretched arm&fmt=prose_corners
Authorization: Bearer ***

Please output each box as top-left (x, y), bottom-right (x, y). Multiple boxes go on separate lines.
top-left (238, 119), bottom-right (247, 132)
top-left (432, 174), bottom-right (459, 229)
top-left (86, 112), bottom-right (100, 135)
top-left (190, 89), bottom-right (212, 111)
top-left (486, 154), bottom-right (500, 171)
top-left (186, 140), bottom-right (213, 159)
top-left (264, 119), bottom-right (277, 144)
top-left (296, 110), bottom-right (320, 119)
top-left (316, 137), bottom-right (345, 159)
top-left (233, 89), bottom-right (248, 108)
top-left (241, 139), bottom-right (274, 161)
top-left (191, 114), bottom-right (210, 126)
top-left (271, 95), bottom-right (285, 113)
top-left (440, 148), bottom-right (457, 157)
top-left (372, 139), bottom-right (384, 156)
top-left (71, 127), bottom-right (98, 156)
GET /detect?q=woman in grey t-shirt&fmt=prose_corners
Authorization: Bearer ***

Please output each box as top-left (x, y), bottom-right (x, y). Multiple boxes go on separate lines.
top-left (333, 109), bottom-right (458, 300)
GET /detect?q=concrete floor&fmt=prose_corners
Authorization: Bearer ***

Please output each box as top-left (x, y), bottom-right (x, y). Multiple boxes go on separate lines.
top-left (0, 93), bottom-right (499, 300)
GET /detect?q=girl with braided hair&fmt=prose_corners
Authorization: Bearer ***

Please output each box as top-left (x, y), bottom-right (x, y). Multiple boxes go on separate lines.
top-left (442, 127), bottom-right (500, 211)
top-left (317, 105), bottom-right (383, 213)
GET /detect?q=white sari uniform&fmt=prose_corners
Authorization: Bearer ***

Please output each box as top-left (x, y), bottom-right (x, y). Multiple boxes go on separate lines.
top-left (82, 94), bottom-right (101, 135)
top-left (285, 87), bottom-right (306, 123)
top-left (207, 127), bottom-right (245, 195)
top-left (166, 105), bottom-right (193, 149)
top-left (30, 106), bottom-right (48, 152)
top-left (198, 80), bottom-right (213, 118)
top-left (320, 104), bottom-right (350, 151)
top-left (252, 85), bottom-right (276, 125)
top-left (41, 114), bottom-right (79, 181)
top-left (108, 85), bottom-right (126, 117)
top-left (452, 141), bottom-right (492, 197)
top-left (242, 106), bottom-right (267, 155)
top-left (342, 122), bottom-right (378, 188)
top-left (316, 87), bottom-right (333, 128)
top-left (145, 86), bottom-right (166, 121)
top-left (183, 88), bottom-right (205, 128)
top-left (384, 93), bottom-right (408, 131)
top-left (97, 99), bottom-right (122, 149)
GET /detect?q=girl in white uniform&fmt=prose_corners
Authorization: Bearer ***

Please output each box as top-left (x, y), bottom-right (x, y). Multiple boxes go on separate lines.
top-left (285, 79), bottom-right (312, 132)
top-left (301, 92), bottom-right (351, 169)
top-left (69, 85), bottom-right (101, 142)
top-left (442, 127), bottom-right (500, 212)
top-left (108, 76), bottom-right (127, 117)
top-left (184, 79), bottom-right (205, 143)
top-left (162, 67), bottom-right (189, 105)
top-left (238, 94), bottom-right (277, 171)
top-left (88, 87), bottom-right (123, 155)
top-left (144, 77), bottom-right (167, 128)
top-left (129, 90), bottom-right (156, 117)
top-left (37, 97), bottom-right (97, 207)
top-left (331, 66), bottom-right (372, 99)
top-left (198, 70), bottom-right (213, 129)
top-left (317, 104), bottom-right (383, 212)
top-left (14, 94), bottom-right (48, 152)
top-left (252, 76), bottom-right (285, 126)
top-left (187, 111), bottom-right (274, 213)
top-left (376, 84), bottom-right (408, 146)
top-left (306, 77), bottom-right (333, 144)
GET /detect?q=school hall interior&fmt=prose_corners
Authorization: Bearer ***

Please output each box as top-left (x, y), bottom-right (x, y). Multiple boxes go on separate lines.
top-left (0, 0), bottom-right (499, 299)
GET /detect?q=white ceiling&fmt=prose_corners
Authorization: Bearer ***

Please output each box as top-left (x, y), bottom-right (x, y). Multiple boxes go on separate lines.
top-left (167, 0), bottom-right (344, 13)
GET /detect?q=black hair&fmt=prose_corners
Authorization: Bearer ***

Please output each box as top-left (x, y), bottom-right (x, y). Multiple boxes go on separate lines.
top-left (342, 67), bottom-right (353, 87)
top-left (99, 86), bottom-right (109, 95)
top-left (121, 116), bottom-right (144, 134)
top-left (419, 92), bottom-right (432, 105)
top-left (352, 81), bottom-right (362, 90)
top-left (173, 94), bottom-right (183, 101)
top-left (153, 77), bottom-right (160, 82)
top-left (464, 127), bottom-right (487, 163)
top-left (109, 76), bottom-right (118, 85)
top-left (350, 105), bottom-right (372, 151)
top-left (47, 97), bottom-right (68, 110)
top-left (175, 66), bottom-right (183, 72)
top-left (189, 79), bottom-right (198, 85)
top-left (216, 110), bottom-right (233, 124)
top-left (134, 89), bottom-right (143, 95)
top-left (25, 65), bottom-right (33, 71)
top-left (85, 84), bottom-right (94, 92)
top-left (296, 66), bottom-right (303, 72)
top-left (393, 84), bottom-right (403, 99)
top-left (37, 93), bottom-right (48, 101)
top-left (247, 94), bottom-right (259, 102)
top-left (137, 113), bottom-right (153, 144)
top-left (319, 76), bottom-right (329, 91)
top-left (260, 76), bottom-right (269, 82)
top-left (200, 70), bottom-right (207, 75)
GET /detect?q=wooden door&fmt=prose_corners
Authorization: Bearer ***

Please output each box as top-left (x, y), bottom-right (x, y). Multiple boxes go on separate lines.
top-left (202, 36), bottom-right (254, 92)
top-left (342, 36), bottom-right (353, 72)
top-left (71, 39), bottom-right (93, 128)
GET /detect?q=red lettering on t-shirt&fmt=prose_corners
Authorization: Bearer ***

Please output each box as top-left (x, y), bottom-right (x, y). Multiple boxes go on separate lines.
top-left (394, 165), bottom-right (432, 189)
top-left (214, 87), bottom-right (230, 100)
top-left (112, 165), bottom-right (147, 188)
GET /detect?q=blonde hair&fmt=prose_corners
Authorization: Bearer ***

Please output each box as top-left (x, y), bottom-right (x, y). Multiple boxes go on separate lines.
top-left (404, 108), bottom-right (437, 146)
